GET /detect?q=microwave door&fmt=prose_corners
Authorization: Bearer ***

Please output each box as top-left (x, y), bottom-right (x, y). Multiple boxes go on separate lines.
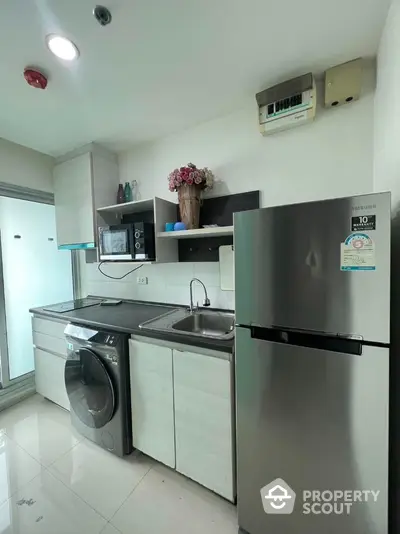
top-left (100, 228), bottom-right (132, 260)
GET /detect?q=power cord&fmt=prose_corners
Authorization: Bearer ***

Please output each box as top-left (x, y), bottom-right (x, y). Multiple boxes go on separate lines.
top-left (97, 261), bottom-right (144, 280)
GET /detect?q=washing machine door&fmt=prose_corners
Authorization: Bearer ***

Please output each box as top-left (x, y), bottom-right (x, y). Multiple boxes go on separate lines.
top-left (65, 347), bottom-right (115, 429)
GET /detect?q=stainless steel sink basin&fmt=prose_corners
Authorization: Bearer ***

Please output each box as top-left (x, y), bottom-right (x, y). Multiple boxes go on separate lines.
top-left (172, 312), bottom-right (234, 339)
top-left (139, 308), bottom-right (235, 341)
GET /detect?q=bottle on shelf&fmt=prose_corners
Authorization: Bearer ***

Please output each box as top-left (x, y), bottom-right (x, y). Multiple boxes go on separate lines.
top-left (131, 180), bottom-right (139, 201)
top-left (117, 183), bottom-right (125, 204)
top-left (124, 182), bottom-right (132, 202)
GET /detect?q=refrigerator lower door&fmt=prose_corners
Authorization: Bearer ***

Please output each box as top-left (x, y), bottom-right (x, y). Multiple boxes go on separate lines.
top-left (236, 327), bottom-right (389, 534)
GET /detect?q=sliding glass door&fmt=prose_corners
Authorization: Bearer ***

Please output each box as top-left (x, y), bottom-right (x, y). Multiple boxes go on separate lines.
top-left (0, 197), bottom-right (73, 388)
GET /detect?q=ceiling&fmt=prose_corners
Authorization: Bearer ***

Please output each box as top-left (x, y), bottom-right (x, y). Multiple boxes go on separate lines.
top-left (0, 0), bottom-right (391, 156)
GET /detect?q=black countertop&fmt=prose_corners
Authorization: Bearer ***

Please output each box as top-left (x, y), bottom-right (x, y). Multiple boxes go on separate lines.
top-left (30, 299), bottom-right (234, 354)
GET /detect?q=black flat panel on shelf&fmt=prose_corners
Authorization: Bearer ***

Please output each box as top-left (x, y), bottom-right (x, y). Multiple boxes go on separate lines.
top-left (199, 190), bottom-right (260, 227)
top-left (179, 190), bottom-right (259, 262)
top-left (179, 236), bottom-right (233, 262)
top-left (122, 210), bottom-right (154, 224)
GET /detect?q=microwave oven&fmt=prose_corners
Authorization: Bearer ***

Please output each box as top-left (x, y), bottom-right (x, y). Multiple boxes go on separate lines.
top-left (98, 223), bottom-right (155, 261)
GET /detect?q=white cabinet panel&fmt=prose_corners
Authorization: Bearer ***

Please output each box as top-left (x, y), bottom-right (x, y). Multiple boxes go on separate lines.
top-left (129, 339), bottom-right (175, 467)
top-left (34, 348), bottom-right (69, 411)
top-left (54, 153), bottom-right (94, 247)
top-left (32, 316), bottom-right (68, 339)
top-left (32, 331), bottom-right (67, 358)
top-left (173, 350), bottom-right (234, 501)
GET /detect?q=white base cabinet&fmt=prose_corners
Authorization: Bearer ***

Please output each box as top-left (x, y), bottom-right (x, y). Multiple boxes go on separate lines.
top-left (173, 349), bottom-right (234, 501)
top-left (129, 339), bottom-right (175, 468)
top-left (128, 337), bottom-right (234, 501)
top-left (34, 348), bottom-right (69, 411)
top-left (32, 315), bottom-right (69, 411)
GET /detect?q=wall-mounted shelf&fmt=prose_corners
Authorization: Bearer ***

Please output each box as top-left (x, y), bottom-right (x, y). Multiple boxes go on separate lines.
top-left (96, 191), bottom-right (259, 263)
top-left (96, 196), bottom-right (178, 264)
top-left (97, 198), bottom-right (154, 215)
top-left (100, 260), bottom-right (155, 264)
top-left (157, 226), bottom-right (234, 240)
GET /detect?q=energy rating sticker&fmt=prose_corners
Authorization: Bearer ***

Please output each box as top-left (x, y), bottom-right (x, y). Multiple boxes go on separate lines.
top-left (340, 233), bottom-right (375, 271)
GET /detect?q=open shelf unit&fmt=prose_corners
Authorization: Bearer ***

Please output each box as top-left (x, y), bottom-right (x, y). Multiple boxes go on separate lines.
top-left (96, 190), bottom-right (259, 262)
top-left (97, 197), bottom-right (178, 263)
top-left (157, 226), bottom-right (233, 239)
top-left (97, 198), bottom-right (154, 215)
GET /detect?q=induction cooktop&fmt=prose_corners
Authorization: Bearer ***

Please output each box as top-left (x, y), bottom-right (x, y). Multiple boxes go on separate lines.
top-left (43, 298), bottom-right (104, 313)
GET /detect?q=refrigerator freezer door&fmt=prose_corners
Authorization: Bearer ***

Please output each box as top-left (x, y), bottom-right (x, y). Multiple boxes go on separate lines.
top-left (236, 327), bottom-right (389, 534)
top-left (234, 192), bottom-right (390, 343)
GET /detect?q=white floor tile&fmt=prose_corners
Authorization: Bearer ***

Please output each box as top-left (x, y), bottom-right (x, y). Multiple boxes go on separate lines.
top-left (0, 435), bottom-right (42, 507)
top-left (100, 523), bottom-right (121, 534)
top-left (0, 396), bottom-right (50, 428)
top-left (111, 463), bottom-right (238, 534)
top-left (0, 396), bottom-right (238, 534)
top-left (49, 439), bottom-right (154, 519)
top-left (0, 398), bottom-right (82, 466)
top-left (0, 470), bottom-right (106, 534)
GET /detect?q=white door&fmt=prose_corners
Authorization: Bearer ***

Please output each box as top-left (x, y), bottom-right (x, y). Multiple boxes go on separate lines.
top-left (173, 349), bottom-right (234, 501)
top-left (129, 339), bottom-right (175, 467)
top-left (0, 197), bottom-right (73, 384)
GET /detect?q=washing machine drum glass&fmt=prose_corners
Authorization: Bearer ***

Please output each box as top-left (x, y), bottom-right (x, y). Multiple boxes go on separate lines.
top-left (65, 348), bottom-right (115, 429)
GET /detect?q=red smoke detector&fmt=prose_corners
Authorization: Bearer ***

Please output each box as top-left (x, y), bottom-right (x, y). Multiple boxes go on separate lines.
top-left (24, 68), bottom-right (48, 90)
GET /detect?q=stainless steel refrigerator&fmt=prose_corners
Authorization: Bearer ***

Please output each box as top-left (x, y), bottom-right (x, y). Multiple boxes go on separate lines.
top-left (234, 192), bottom-right (391, 534)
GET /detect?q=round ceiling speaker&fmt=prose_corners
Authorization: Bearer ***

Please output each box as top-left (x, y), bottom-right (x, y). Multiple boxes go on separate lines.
top-left (24, 68), bottom-right (48, 90)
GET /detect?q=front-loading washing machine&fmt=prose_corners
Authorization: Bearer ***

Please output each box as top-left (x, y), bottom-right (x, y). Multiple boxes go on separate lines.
top-left (64, 323), bottom-right (132, 456)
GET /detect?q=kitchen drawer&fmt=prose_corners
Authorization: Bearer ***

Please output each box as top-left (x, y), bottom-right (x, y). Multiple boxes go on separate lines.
top-left (32, 331), bottom-right (67, 358)
top-left (32, 316), bottom-right (68, 339)
top-left (34, 348), bottom-right (70, 411)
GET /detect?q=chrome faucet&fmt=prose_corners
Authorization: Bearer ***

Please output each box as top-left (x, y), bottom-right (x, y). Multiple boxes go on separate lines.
top-left (189, 278), bottom-right (211, 313)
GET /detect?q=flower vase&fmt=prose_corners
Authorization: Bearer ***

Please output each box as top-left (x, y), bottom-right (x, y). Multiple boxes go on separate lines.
top-left (178, 184), bottom-right (201, 229)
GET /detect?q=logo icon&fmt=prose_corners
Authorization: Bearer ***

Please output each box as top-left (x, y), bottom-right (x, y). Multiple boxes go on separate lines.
top-left (260, 478), bottom-right (296, 515)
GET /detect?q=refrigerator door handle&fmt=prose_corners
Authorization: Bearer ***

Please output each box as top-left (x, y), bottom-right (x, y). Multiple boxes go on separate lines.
top-left (249, 325), bottom-right (363, 356)
top-left (238, 322), bottom-right (364, 341)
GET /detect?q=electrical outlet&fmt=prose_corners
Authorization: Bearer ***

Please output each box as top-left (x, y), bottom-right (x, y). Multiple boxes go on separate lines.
top-left (137, 276), bottom-right (148, 285)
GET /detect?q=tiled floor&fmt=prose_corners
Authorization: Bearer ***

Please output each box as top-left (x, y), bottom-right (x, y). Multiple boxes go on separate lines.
top-left (0, 395), bottom-right (238, 533)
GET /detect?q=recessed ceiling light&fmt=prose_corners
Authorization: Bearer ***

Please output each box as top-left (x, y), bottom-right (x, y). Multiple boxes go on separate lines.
top-left (46, 34), bottom-right (79, 61)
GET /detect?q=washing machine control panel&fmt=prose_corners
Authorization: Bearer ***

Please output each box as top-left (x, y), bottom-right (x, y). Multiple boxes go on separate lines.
top-left (104, 334), bottom-right (117, 346)
top-left (89, 332), bottom-right (118, 347)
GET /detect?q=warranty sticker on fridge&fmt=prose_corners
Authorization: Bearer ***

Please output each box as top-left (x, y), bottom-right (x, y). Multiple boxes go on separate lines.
top-left (340, 233), bottom-right (376, 271)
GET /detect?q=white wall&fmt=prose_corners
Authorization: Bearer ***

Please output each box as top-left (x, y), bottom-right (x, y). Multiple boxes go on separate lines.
top-left (374, 9), bottom-right (400, 527)
top-left (374, 0), bottom-right (400, 209)
top-left (120, 75), bottom-right (375, 205)
top-left (83, 70), bottom-right (375, 309)
top-left (0, 138), bottom-right (54, 193)
top-left (81, 260), bottom-right (234, 310)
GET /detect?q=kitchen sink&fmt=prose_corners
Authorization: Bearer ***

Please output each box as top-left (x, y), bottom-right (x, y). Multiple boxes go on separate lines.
top-left (172, 312), bottom-right (234, 339)
top-left (139, 308), bottom-right (235, 341)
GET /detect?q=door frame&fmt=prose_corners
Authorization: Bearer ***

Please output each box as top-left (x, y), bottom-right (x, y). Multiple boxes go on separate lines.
top-left (0, 183), bottom-right (79, 399)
